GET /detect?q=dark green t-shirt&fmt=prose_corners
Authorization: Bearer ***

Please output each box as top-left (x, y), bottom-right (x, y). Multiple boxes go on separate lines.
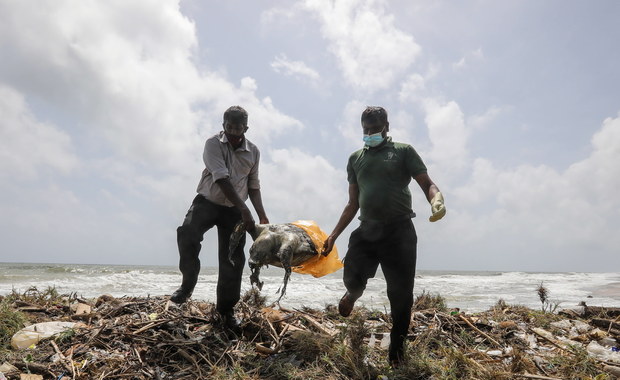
top-left (347, 137), bottom-right (427, 221)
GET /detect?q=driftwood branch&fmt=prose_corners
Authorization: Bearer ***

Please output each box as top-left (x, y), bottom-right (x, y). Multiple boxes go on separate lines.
top-left (458, 314), bottom-right (502, 348)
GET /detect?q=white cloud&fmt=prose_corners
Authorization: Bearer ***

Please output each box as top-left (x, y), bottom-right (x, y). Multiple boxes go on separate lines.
top-left (421, 99), bottom-right (469, 176)
top-left (387, 109), bottom-right (417, 146)
top-left (271, 54), bottom-right (320, 83)
top-left (398, 74), bottom-right (426, 103)
top-left (260, 6), bottom-right (300, 25)
top-left (303, 0), bottom-right (421, 92)
top-left (453, 57), bottom-right (467, 70)
top-left (567, 113), bottom-right (620, 202)
top-left (0, 0), bottom-right (304, 193)
top-left (436, 113), bottom-right (620, 271)
top-left (453, 47), bottom-right (484, 70)
top-left (0, 1), bottom-right (302, 175)
top-left (0, 0), bottom-right (202, 171)
top-left (0, 1), bottom-right (303, 265)
top-left (338, 100), bottom-right (367, 148)
top-left (260, 148), bottom-right (347, 227)
top-left (0, 85), bottom-right (79, 180)
top-left (467, 106), bottom-right (507, 131)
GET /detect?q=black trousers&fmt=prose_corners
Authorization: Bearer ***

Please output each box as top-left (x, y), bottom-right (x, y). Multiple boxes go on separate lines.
top-left (343, 219), bottom-right (417, 352)
top-left (176, 194), bottom-right (246, 314)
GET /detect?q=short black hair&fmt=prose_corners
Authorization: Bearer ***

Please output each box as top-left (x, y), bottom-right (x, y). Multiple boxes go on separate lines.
top-left (223, 105), bottom-right (248, 125)
top-left (361, 106), bottom-right (388, 125)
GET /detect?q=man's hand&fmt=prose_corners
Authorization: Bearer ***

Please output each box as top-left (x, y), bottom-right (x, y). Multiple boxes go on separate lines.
top-left (241, 208), bottom-right (255, 232)
top-left (322, 235), bottom-right (336, 256)
top-left (259, 217), bottom-right (269, 224)
top-left (429, 192), bottom-right (446, 222)
top-left (216, 178), bottom-right (257, 230)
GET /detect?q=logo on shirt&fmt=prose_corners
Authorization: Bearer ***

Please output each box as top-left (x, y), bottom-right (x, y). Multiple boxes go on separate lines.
top-left (384, 151), bottom-right (398, 162)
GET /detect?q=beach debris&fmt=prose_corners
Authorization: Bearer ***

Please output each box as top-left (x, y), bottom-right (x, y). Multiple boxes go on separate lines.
top-left (70, 302), bottom-right (91, 316)
top-left (0, 287), bottom-right (619, 379)
top-left (604, 364), bottom-right (620, 377)
top-left (0, 363), bottom-right (17, 380)
top-left (18, 375), bottom-right (42, 380)
top-left (587, 341), bottom-right (620, 363)
top-left (229, 220), bottom-right (343, 301)
top-left (10, 322), bottom-right (79, 349)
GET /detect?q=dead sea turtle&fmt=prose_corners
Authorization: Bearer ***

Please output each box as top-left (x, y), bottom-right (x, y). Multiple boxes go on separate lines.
top-left (229, 222), bottom-right (320, 301)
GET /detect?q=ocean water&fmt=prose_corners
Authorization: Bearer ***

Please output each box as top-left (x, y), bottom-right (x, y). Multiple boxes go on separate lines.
top-left (1, 262), bottom-right (619, 313)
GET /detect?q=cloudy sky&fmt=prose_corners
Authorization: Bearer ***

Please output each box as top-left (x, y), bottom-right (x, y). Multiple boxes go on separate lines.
top-left (1, 0), bottom-right (619, 272)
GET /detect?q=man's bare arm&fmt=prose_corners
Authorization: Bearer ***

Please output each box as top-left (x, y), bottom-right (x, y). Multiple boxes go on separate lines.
top-left (215, 178), bottom-right (255, 231)
top-left (414, 172), bottom-right (440, 202)
top-left (323, 183), bottom-right (360, 255)
top-left (248, 188), bottom-right (269, 224)
top-left (415, 172), bottom-right (445, 222)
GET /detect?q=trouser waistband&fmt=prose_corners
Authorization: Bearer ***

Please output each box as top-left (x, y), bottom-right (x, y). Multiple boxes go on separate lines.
top-left (360, 212), bottom-right (415, 225)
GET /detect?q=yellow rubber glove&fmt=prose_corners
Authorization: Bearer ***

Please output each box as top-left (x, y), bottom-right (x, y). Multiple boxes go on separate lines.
top-left (429, 192), bottom-right (446, 222)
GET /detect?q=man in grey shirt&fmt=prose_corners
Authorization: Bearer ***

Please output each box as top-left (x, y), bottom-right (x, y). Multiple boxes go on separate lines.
top-left (171, 106), bottom-right (269, 331)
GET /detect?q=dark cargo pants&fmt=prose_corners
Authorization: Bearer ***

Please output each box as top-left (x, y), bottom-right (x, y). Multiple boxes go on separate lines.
top-left (343, 218), bottom-right (417, 357)
top-left (176, 194), bottom-right (246, 314)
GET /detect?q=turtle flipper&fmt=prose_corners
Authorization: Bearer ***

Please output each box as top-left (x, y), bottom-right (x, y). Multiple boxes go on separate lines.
top-left (276, 246), bottom-right (293, 302)
top-left (228, 221), bottom-right (246, 266)
top-left (250, 265), bottom-right (264, 290)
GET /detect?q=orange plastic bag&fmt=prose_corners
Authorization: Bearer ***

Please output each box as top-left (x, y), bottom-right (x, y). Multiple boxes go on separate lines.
top-left (290, 220), bottom-right (343, 277)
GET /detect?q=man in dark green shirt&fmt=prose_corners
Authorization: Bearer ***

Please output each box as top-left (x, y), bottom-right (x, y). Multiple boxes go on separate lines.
top-left (323, 106), bottom-right (446, 366)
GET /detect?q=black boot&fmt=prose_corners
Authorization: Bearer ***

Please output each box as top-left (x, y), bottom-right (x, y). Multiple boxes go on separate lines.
top-left (388, 340), bottom-right (405, 368)
top-left (170, 287), bottom-right (193, 304)
top-left (220, 310), bottom-right (242, 336)
top-left (338, 291), bottom-right (360, 317)
top-left (170, 272), bottom-right (198, 304)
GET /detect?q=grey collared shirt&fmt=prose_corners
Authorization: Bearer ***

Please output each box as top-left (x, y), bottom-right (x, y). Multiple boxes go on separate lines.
top-left (196, 131), bottom-right (261, 207)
